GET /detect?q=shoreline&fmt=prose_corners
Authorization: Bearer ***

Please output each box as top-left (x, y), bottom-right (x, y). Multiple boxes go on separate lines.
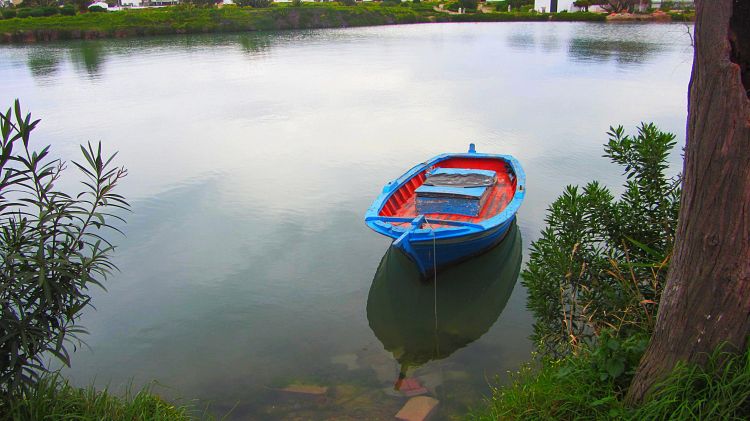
top-left (0, 5), bottom-right (693, 44)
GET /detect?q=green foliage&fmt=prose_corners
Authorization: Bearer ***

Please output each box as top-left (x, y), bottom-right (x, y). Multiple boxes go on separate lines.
top-left (1, 9), bottom-right (17, 19)
top-left (469, 341), bottom-right (750, 421)
top-left (87, 5), bottom-right (107, 12)
top-left (0, 373), bottom-right (193, 420)
top-left (60, 5), bottom-right (76, 16)
top-left (0, 4), bottom-right (611, 41)
top-left (338, 0), bottom-right (357, 6)
top-left (668, 11), bottom-right (695, 21)
top-left (589, 331), bottom-right (648, 387)
top-left (458, 0), bottom-right (477, 11)
top-left (550, 11), bottom-right (606, 21)
top-left (0, 101), bottom-right (129, 393)
top-left (291, 0), bottom-right (302, 6)
top-left (659, 0), bottom-right (674, 10)
top-left (523, 123), bottom-right (680, 358)
top-left (634, 344), bottom-right (750, 420)
top-left (234, 0), bottom-right (272, 8)
top-left (467, 339), bottom-right (635, 420)
top-left (493, 0), bottom-right (532, 11)
top-left (16, 7), bottom-right (59, 18)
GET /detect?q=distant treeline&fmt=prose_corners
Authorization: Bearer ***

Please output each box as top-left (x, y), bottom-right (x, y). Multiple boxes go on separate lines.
top-left (0, 4), bottom-right (642, 44)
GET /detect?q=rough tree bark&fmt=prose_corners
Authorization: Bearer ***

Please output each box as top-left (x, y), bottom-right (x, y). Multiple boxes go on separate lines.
top-left (626, 0), bottom-right (750, 404)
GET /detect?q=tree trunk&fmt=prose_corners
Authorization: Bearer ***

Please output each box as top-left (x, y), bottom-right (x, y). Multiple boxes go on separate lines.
top-left (626, 0), bottom-right (750, 404)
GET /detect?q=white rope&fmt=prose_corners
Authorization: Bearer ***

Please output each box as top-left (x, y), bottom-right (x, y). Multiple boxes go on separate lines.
top-left (424, 217), bottom-right (439, 339)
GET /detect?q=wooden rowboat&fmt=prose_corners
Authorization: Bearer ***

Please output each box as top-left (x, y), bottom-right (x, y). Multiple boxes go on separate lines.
top-left (364, 144), bottom-right (525, 277)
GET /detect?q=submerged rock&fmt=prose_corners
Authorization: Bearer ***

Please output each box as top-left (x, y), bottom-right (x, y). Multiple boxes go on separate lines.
top-left (281, 384), bottom-right (328, 395)
top-left (395, 396), bottom-right (439, 421)
top-left (331, 353), bottom-right (360, 370)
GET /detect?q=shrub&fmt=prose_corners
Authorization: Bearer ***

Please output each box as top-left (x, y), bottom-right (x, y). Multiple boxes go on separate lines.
top-left (16, 8), bottom-right (44, 18)
top-left (87, 5), bottom-right (107, 12)
top-left (1, 9), bottom-right (17, 19)
top-left (339, 0), bottom-right (356, 6)
top-left (458, 0), bottom-right (477, 11)
top-left (60, 4), bottom-right (76, 15)
top-left (494, 1), bottom-right (508, 11)
top-left (234, 0), bottom-right (272, 7)
top-left (523, 124), bottom-right (680, 358)
top-left (15, 6), bottom-right (59, 17)
top-left (292, 0), bottom-right (302, 6)
top-left (551, 11), bottom-right (606, 21)
top-left (659, 0), bottom-right (674, 11)
top-left (0, 101), bottom-right (128, 392)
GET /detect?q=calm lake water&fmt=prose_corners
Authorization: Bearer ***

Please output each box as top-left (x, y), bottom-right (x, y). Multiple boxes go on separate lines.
top-left (0, 22), bottom-right (691, 419)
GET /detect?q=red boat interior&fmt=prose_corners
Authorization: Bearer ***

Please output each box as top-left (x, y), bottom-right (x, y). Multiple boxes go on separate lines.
top-left (379, 157), bottom-right (517, 228)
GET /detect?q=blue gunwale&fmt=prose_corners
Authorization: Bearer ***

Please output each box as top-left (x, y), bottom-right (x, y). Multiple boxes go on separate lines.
top-left (364, 149), bottom-right (526, 247)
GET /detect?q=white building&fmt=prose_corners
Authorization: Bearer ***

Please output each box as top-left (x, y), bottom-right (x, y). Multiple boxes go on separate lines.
top-left (533, 0), bottom-right (575, 13)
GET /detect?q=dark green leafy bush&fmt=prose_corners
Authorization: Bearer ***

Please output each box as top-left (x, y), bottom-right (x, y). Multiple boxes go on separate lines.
top-left (60, 5), bottom-right (76, 16)
top-left (1, 9), bottom-right (18, 19)
top-left (15, 6), bottom-right (60, 18)
top-left (87, 5), bottom-right (107, 12)
top-left (458, 0), bottom-right (477, 11)
top-left (523, 124), bottom-right (680, 358)
top-left (0, 101), bottom-right (128, 392)
top-left (234, 0), bottom-right (272, 7)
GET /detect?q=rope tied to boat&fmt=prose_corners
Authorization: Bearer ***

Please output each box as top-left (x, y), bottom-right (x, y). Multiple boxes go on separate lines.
top-left (423, 217), bottom-right (439, 354)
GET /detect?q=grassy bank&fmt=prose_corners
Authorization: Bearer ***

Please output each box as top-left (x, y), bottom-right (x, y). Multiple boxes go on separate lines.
top-left (467, 342), bottom-right (750, 420)
top-left (0, 5), bottom-right (607, 43)
top-left (0, 374), bottom-right (197, 421)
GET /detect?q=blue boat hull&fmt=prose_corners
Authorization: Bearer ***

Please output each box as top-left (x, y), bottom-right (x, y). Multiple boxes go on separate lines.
top-left (393, 217), bottom-right (515, 278)
top-left (364, 145), bottom-right (526, 279)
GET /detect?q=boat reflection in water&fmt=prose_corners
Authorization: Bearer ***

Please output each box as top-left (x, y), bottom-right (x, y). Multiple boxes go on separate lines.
top-left (366, 224), bottom-right (522, 388)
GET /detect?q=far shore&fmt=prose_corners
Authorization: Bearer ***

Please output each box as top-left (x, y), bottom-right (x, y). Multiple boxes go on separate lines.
top-left (0, 4), bottom-right (695, 44)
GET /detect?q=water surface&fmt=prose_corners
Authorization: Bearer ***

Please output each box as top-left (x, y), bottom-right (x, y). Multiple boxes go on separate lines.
top-left (0, 22), bottom-right (692, 419)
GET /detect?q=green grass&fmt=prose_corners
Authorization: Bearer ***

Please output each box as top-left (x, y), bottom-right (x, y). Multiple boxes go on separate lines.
top-left (634, 345), bottom-right (750, 420)
top-left (0, 374), bottom-right (199, 421)
top-left (468, 343), bottom-right (750, 421)
top-left (467, 349), bottom-right (631, 420)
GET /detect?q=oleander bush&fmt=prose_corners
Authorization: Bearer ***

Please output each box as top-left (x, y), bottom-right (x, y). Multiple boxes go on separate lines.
top-left (523, 123), bottom-right (680, 358)
top-left (0, 100), bottom-right (129, 393)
